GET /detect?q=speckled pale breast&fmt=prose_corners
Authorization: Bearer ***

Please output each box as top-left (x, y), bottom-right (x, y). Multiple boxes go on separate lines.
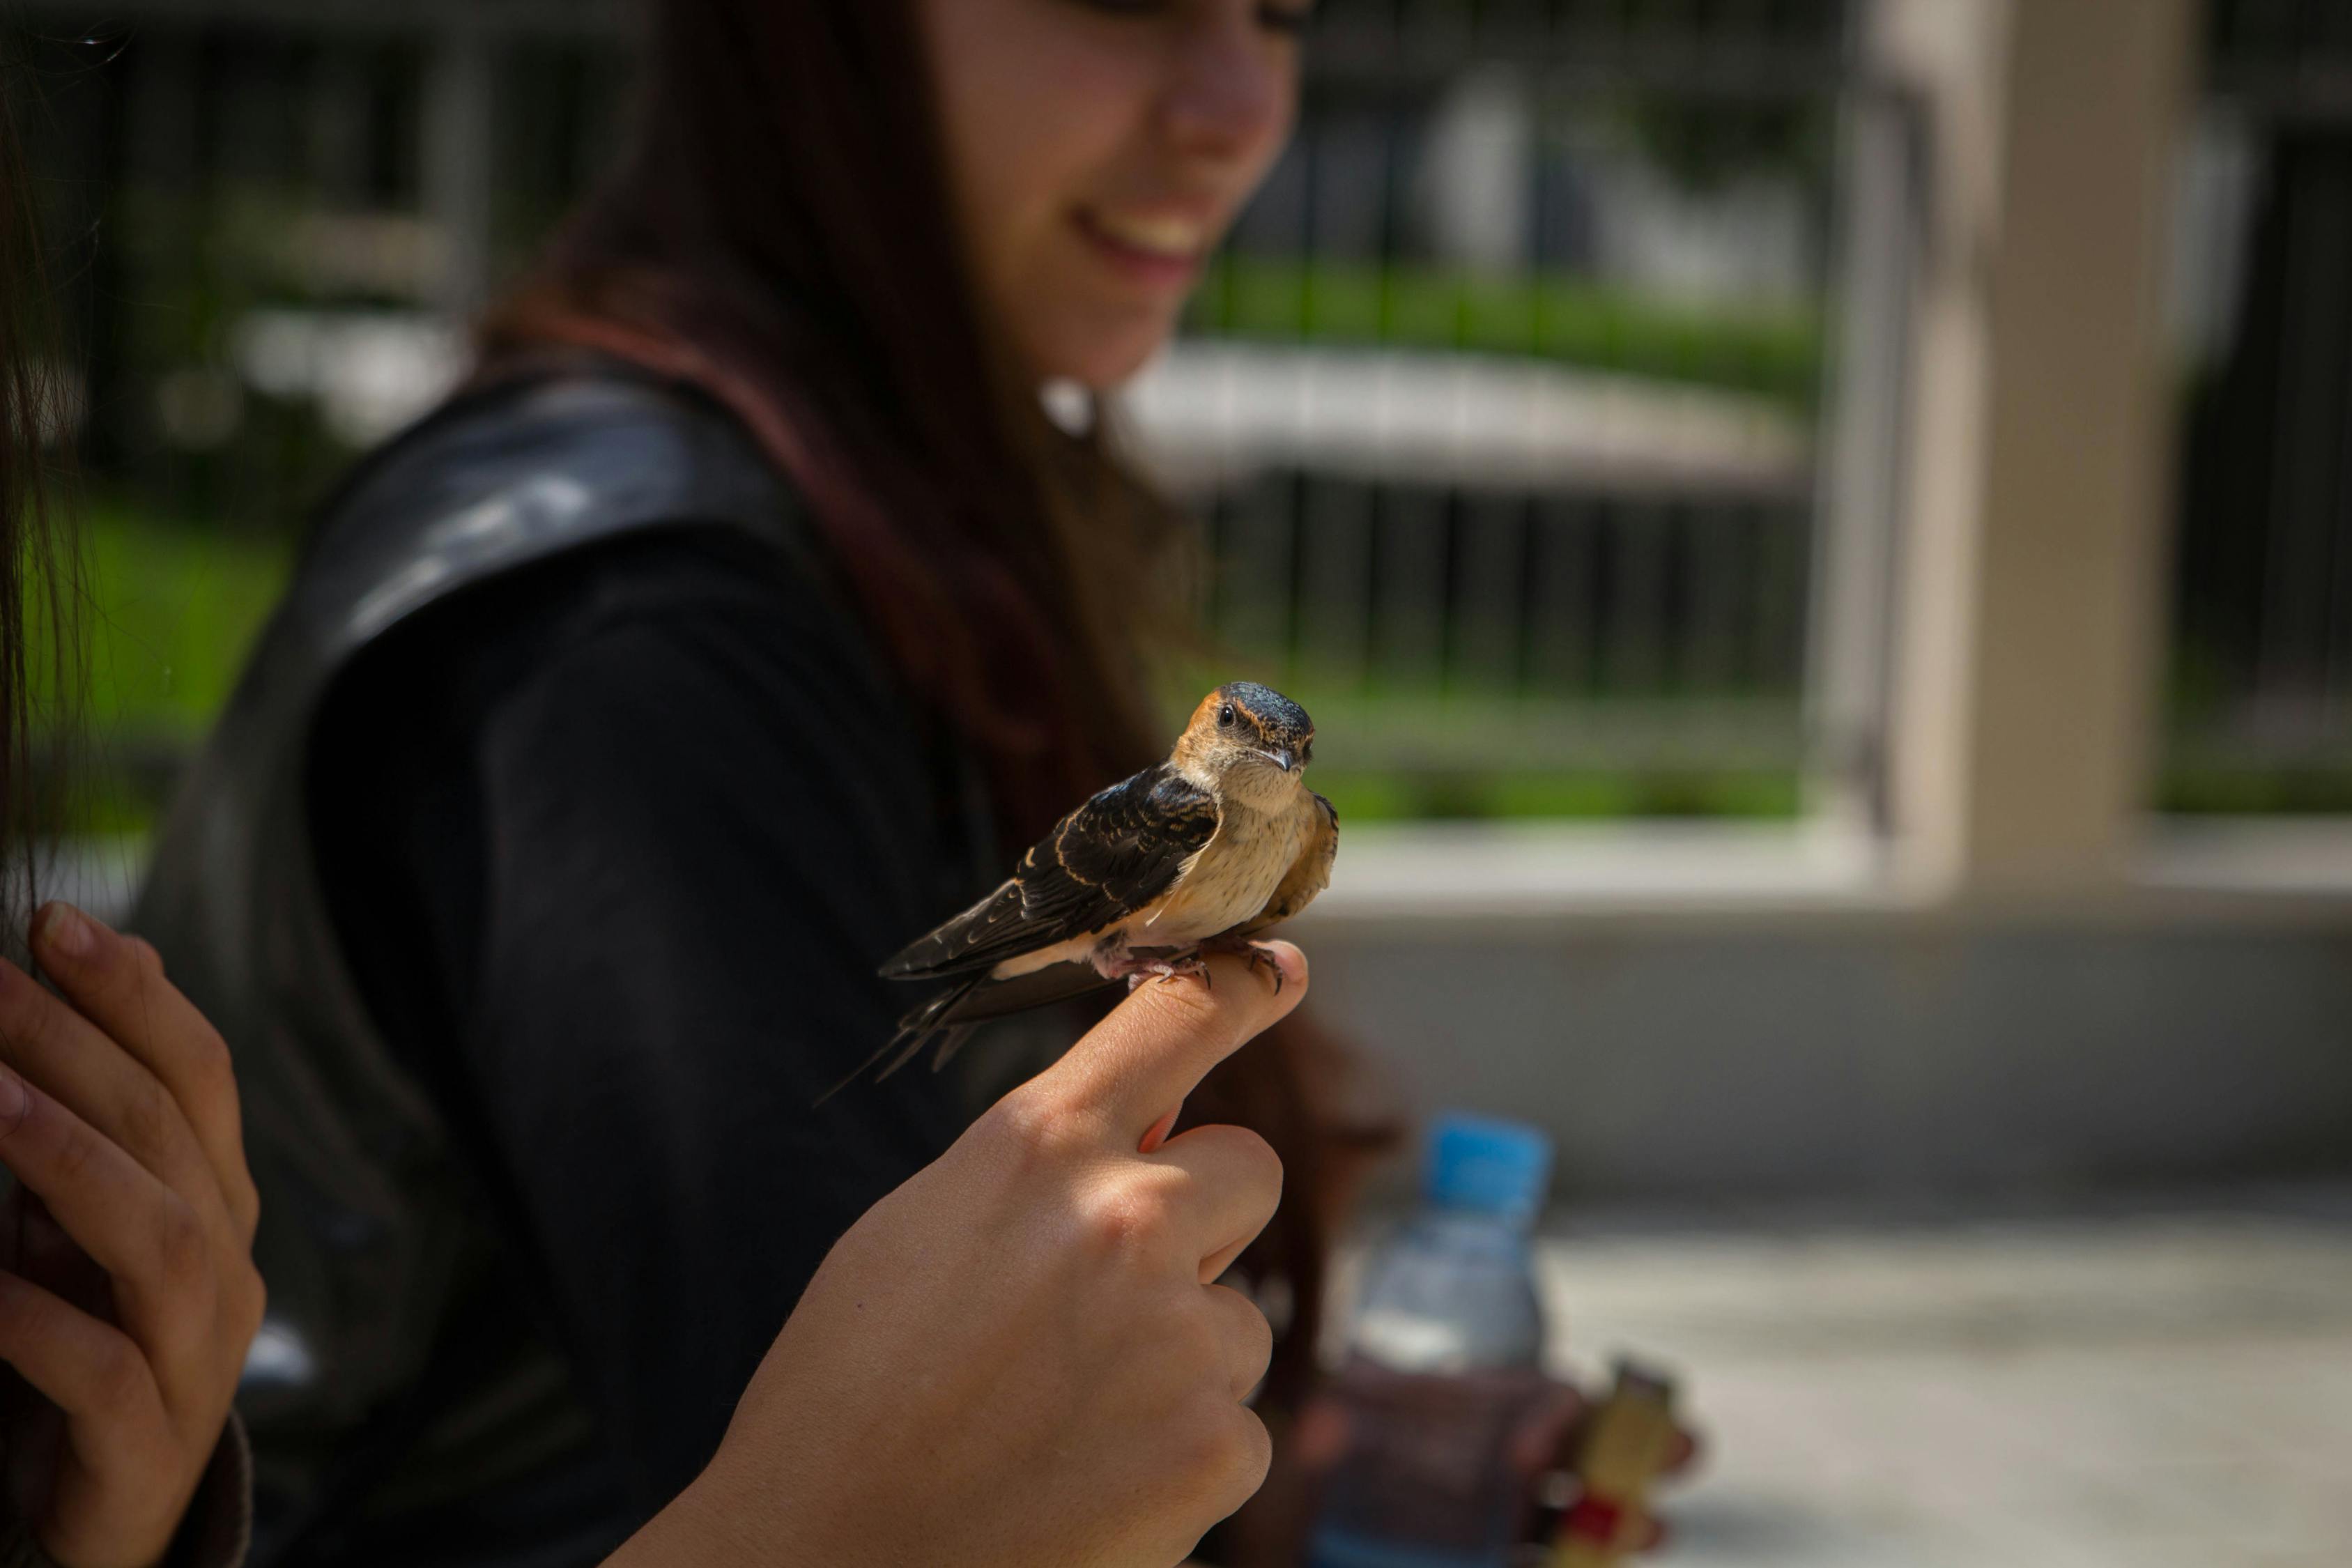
top-left (1131, 792), bottom-right (1315, 946)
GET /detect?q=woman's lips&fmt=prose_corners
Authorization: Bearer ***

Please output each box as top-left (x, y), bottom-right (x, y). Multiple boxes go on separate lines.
top-left (1075, 207), bottom-right (1210, 291)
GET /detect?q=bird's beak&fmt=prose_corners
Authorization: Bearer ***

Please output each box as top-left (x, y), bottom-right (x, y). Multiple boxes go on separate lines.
top-left (1262, 747), bottom-right (1295, 773)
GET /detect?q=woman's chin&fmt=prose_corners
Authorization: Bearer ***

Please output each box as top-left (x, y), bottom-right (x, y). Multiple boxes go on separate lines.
top-left (1023, 312), bottom-right (1182, 394)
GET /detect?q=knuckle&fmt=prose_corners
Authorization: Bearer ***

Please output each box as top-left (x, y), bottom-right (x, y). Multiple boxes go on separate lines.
top-left (1168, 1400), bottom-right (1270, 1504)
top-left (84, 939), bottom-right (147, 1009)
top-left (987, 1088), bottom-right (1056, 1149)
top-left (187, 1023), bottom-right (238, 1100)
top-left (153, 1194), bottom-right (213, 1291)
top-left (0, 993), bottom-right (58, 1062)
top-left (1190, 1285), bottom-right (1272, 1389)
top-left (89, 1329), bottom-right (152, 1415)
top-left (231, 1169), bottom-right (263, 1234)
top-left (1173, 1301), bottom-right (1231, 1379)
top-left (1222, 1126), bottom-right (1284, 1195)
top-left (1180, 1125), bottom-right (1284, 1217)
top-left (986, 1087), bottom-right (1091, 1167)
top-left (1075, 1181), bottom-right (1168, 1260)
top-left (233, 1262), bottom-right (268, 1342)
top-left (1163, 1397), bottom-right (1230, 1481)
top-left (1230, 1406), bottom-right (1275, 1493)
top-left (118, 1074), bottom-right (176, 1161)
top-left (45, 1114), bottom-right (99, 1187)
top-left (1243, 1316), bottom-right (1274, 1390)
top-left (1220, 1285), bottom-right (1275, 1372)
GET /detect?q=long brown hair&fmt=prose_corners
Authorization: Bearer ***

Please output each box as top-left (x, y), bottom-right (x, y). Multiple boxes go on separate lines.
top-left (479, 0), bottom-right (1385, 1410)
top-left (0, 36), bottom-right (81, 935)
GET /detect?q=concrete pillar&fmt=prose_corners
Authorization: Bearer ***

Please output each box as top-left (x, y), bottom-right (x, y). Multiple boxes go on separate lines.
top-left (1873, 0), bottom-right (2195, 898)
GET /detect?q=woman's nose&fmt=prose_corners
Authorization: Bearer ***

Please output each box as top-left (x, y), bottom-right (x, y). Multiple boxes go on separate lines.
top-left (1162, 13), bottom-right (1294, 166)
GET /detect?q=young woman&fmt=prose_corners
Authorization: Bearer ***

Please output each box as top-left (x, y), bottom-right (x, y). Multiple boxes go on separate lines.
top-left (133, 1), bottom-right (1374, 1563)
top-left (0, 8), bottom-right (1305, 1562)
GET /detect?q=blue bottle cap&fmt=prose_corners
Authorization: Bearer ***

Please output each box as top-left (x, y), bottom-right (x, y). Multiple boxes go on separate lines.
top-left (1424, 1112), bottom-right (1551, 1222)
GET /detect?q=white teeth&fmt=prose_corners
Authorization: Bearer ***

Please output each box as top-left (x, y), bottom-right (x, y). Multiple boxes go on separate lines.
top-left (1091, 212), bottom-right (1206, 260)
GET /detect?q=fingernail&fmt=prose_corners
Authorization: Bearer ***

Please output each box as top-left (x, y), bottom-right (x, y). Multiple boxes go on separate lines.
top-left (0, 1066), bottom-right (27, 1134)
top-left (33, 903), bottom-right (93, 960)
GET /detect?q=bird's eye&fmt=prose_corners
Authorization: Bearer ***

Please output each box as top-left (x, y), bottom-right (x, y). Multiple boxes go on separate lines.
top-left (1219, 703), bottom-right (1237, 728)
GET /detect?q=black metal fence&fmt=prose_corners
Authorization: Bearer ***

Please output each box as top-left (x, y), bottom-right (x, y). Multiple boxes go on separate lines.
top-left (15, 0), bottom-right (1857, 821)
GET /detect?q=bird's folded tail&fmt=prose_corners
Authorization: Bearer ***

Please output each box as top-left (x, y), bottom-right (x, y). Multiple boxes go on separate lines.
top-left (815, 971), bottom-right (988, 1105)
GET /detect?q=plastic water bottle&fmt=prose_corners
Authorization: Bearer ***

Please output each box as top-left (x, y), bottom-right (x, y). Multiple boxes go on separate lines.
top-left (1307, 1113), bottom-right (1555, 1568)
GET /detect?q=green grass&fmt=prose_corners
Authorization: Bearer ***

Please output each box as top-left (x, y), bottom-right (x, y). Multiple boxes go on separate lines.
top-left (32, 502), bottom-right (293, 832)
top-left (72, 502), bottom-right (293, 737)
top-left (2158, 765), bottom-right (2352, 815)
top-left (1192, 256), bottom-right (1824, 406)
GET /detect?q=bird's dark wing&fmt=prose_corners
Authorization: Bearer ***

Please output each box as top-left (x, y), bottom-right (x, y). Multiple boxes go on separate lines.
top-left (822, 962), bottom-right (1123, 1100)
top-left (1236, 791), bottom-right (1338, 935)
top-left (879, 763), bottom-right (1220, 981)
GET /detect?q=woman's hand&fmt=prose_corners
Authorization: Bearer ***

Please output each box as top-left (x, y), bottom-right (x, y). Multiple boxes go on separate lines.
top-left (613, 942), bottom-right (1308, 1568)
top-left (0, 904), bottom-right (263, 1568)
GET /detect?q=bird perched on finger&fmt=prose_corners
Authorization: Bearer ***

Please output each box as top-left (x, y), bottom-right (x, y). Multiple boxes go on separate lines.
top-left (846, 682), bottom-right (1337, 1089)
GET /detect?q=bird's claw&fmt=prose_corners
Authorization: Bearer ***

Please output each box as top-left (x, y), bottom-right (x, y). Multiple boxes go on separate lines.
top-left (1201, 936), bottom-right (1286, 994)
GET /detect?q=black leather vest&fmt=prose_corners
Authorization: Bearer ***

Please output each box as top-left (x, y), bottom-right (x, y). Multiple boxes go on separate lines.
top-left (130, 371), bottom-right (855, 1558)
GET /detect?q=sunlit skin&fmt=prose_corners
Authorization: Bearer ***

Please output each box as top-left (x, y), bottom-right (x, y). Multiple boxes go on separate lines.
top-left (920, 0), bottom-right (1309, 389)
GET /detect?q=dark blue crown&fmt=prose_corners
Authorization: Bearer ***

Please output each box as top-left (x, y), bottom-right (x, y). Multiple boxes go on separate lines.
top-left (1220, 682), bottom-right (1313, 739)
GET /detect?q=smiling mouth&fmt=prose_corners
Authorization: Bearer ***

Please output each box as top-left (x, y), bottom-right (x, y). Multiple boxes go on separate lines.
top-left (1084, 208), bottom-right (1209, 260)
top-left (1076, 208), bottom-right (1215, 281)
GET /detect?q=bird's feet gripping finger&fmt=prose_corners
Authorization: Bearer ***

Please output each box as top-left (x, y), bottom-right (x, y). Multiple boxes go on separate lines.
top-left (1199, 933), bottom-right (1289, 994)
top-left (1118, 949), bottom-right (1213, 992)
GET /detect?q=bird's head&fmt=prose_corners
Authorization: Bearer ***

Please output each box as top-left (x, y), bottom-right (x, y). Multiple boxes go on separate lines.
top-left (1172, 682), bottom-right (1316, 808)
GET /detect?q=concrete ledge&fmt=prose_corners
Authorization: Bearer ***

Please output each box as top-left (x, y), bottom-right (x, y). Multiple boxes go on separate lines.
top-left (1296, 822), bottom-right (2352, 1202)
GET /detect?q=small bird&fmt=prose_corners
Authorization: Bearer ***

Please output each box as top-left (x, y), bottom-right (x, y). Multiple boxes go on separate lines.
top-left (859, 682), bottom-right (1337, 1084)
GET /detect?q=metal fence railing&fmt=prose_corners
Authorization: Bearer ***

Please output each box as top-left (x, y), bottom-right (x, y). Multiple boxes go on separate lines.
top-left (16, 0), bottom-right (1865, 824)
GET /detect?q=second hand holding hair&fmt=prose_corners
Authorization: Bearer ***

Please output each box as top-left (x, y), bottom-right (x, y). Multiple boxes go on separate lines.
top-left (0, 906), bottom-right (263, 1568)
top-left (613, 941), bottom-right (1307, 1568)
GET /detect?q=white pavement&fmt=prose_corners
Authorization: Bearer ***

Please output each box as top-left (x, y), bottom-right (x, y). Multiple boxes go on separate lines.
top-left (1524, 1188), bottom-right (2352, 1568)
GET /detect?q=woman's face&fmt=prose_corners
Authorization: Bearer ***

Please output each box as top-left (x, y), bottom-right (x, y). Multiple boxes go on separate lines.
top-left (921, 0), bottom-right (1307, 390)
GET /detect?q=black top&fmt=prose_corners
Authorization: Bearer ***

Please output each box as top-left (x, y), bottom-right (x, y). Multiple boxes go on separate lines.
top-left (302, 524), bottom-right (1004, 1559)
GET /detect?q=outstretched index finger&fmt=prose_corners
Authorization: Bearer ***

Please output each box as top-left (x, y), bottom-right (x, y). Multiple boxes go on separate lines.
top-left (1036, 943), bottom-right (1307, 1142)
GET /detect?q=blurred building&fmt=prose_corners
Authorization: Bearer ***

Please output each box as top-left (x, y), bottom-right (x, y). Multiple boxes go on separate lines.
top-left (10, 0), bottom-right (2352, 1200)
